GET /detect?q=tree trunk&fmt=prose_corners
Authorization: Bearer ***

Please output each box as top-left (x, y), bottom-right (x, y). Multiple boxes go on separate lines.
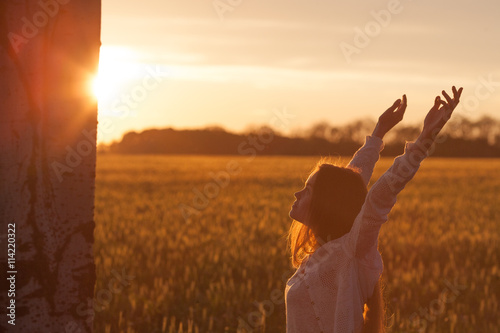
top-left (0, 1), bottom-right (101, 332)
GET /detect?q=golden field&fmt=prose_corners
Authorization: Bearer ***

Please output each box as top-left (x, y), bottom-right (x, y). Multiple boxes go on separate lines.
top-left (93, 154), bottom-right (500, 333)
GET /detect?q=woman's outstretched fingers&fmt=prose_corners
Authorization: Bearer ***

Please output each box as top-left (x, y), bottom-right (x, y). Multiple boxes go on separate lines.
top-left (454, 87), bottom-right (464, 102)
top-left (442, 90), bottom-right (453, 107)
top-left (384, 99), bottom-right (401, 115)
top-left (444, 86), bottom-right (464, 110)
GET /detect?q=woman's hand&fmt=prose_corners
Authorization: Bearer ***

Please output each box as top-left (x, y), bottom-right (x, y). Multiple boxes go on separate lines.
top-left (371, 94), bottom-right (407, 139)
top-left (420, 86), bottom-right (463, 140)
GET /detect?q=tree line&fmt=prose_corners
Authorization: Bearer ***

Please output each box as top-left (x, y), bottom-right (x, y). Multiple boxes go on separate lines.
top-left (102, 114), bottom-right (500, 157)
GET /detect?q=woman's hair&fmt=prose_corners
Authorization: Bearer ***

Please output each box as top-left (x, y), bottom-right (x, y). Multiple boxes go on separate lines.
top-left (287, 157), bottom-right (367, 267)
top-left (287, 157), bottom-right (385, 332)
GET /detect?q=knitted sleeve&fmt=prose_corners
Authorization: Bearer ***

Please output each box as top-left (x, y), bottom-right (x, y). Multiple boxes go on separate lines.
top-left (345, 139), bottom-right (429, 258)
top-left (346, 135), bottom-right (385, 187)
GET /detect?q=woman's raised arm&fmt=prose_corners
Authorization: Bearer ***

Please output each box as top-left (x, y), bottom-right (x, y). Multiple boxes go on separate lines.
top-left (347, 95), bottom-right (407, 187)
top-left (345, 86), bottom-right (463, 258)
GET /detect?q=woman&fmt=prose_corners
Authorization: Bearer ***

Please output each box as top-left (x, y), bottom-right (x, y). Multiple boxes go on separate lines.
top-left (285, 86), bottom-right (463, 333)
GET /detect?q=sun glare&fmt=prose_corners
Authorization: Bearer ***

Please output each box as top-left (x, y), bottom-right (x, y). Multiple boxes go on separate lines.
top-left (91, 46), bottom-right (142, 104)
top-left (91, 75), bottom-right (107, 101)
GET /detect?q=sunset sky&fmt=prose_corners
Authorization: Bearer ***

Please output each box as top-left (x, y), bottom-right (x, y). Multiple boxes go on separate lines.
top-left (94, 0), bottom-right (500, 143)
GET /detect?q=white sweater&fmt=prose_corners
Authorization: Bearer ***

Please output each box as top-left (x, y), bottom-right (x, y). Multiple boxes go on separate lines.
top-left (285, 135), bottom-right (428, 333)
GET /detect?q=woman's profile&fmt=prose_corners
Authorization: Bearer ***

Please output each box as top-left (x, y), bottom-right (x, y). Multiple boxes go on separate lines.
top-left (285, 86), bottom-right (463, 333)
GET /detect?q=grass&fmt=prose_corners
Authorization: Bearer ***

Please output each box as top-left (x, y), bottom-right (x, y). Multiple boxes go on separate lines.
top-left (93, 154), bottom-right (500, 333)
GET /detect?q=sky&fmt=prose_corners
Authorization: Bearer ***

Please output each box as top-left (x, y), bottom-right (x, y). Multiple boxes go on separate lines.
top-left (93, 0), bottom-right (500, 143)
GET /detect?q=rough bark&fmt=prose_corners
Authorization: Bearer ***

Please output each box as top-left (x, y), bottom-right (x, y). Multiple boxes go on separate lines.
top-left (0, 1), bottom-right (101, 332)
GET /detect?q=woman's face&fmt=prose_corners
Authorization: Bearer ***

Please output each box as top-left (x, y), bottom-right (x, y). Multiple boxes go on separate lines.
top-left (289, 171), bottom-right (317, 225)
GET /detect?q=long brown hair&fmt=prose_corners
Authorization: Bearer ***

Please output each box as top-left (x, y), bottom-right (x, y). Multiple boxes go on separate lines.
top-left (287, 158), bottom-right (385, 332)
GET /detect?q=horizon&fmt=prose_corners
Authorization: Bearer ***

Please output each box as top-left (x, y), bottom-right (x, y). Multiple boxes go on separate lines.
top-left (98, 111), bottom-right (500, 148)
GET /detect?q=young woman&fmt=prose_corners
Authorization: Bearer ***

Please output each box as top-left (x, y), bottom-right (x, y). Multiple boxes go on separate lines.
top-left (285, 86), bottom-right (463, 333)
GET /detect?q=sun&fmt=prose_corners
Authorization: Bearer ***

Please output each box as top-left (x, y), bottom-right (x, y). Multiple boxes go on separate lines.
top-left (91, 67), bottom-right (106, 99)
top-left (90, 46), bottom-right (141, 106)
top-left (91, 74), bottom-right (108, 101)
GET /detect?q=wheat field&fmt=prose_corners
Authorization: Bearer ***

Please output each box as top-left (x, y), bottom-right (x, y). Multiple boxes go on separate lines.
top-left (93, 154), bottom-right (500, 333)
